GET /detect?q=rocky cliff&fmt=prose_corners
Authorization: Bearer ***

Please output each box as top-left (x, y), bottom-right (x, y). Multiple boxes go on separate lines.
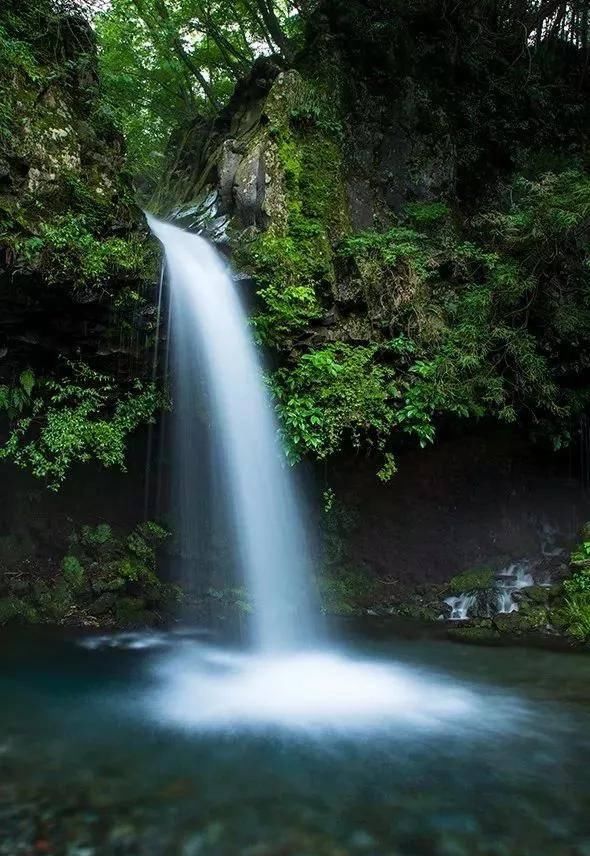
top-left (0, 0), bottom-right (157, 383)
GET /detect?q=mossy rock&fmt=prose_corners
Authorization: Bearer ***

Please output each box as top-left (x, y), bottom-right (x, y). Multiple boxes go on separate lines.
top-left (115, 596), bottom-right (150, 627)
top-left (91, 592), bottom-right (117, 616)
top-left (395, 601), bottom-right (441, 622)
top-left (447, 568), bottom-right (495, 595)
top-left (493, 607), bottom-right (547, 634)
top-left (519, 585), bottom-right (551, 604)
top-left (517, 600), bottom-right (549, 625)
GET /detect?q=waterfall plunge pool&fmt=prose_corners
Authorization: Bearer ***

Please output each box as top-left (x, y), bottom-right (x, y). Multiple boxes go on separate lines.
top-left (2, 628), bottom-right (590, 855)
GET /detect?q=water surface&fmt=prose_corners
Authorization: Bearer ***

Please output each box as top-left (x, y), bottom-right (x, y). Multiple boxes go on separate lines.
top-left (1, 629), bottom-right (590, 855)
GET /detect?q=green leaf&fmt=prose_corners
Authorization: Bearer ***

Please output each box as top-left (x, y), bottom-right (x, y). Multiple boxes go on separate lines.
top-left (19, 370), bottom-right (35, 397)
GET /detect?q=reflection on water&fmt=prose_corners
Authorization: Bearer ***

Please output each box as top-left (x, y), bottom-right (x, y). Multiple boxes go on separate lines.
top-left (1, 630), bottom-right (590, 855)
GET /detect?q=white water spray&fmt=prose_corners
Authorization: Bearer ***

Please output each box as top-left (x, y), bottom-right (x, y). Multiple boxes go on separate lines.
top-left (142, 216), bottom-right (525, 736)
top-left (148, 216), bottom-right (315, 652)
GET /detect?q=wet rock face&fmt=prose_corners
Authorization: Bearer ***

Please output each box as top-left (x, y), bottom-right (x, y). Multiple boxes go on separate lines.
top-left (155, 57), bottom-right (284, 234)
top-left (156, 52), bottom-right (457, 241)
top-left (149, 12), bottom-right (464, 357)
top-left (330, 431), bottom-right (590, 587)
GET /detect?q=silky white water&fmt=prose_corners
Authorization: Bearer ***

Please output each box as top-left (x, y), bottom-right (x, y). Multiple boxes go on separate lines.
top-left (145, 216), bottom-right (525, 736)
top-left (148, 216), bottom-right (315, 652)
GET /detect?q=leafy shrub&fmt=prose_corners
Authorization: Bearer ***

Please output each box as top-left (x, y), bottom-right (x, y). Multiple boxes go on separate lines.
top-left (0, 362), bottom-right (163, 489)
top-left (0, 596), bottom-right (38, 625)
top-left (13, 214), bottom-right (155, 286)
top-left (556, 594), bottom-right (590, 642)
top-left (272, 344), bottom-right (398, 462)
top-left (270, 171), bottom-right (588, 468)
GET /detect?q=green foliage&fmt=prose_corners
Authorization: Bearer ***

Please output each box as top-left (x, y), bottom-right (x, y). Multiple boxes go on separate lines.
top-left (0, 596), bottom-right (38, 625)
top-left (61, 555), bottom-right (86, 592)
top-left (0, 362), bottom-right (163, 489)
top-left (318, 568), bottom-right (375, 616)
top-left (563, 535), bottom-right (590, 598)
top-left (270, 168), bottom-right (590, 466)
top-left (555, 594), bottom-right (590, 642)
top-left (81, 523), bottom-right (114, 548)
top-left (272, 344), bottom-right (399, 462)
top-left (484, 171), bottom-right (590, 255)
top-left (549, 525), bottom-right (590, 641)
top-left (33, 579), bottom-right (74, 623)
top-left (241, 231), bottom-right (324, 346)
top-left (377, 451), bottom-right (398, 483)
top-left (0, 370), bottom-right (35, 420)
top-left (404, 202), bottom-right (451, 226)
top-left (12, 214), bottom-right (155, 286)
top-left (0, 519), bottom-right (174, 626)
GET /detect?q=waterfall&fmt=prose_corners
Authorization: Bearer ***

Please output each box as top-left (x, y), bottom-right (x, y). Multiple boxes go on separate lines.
top-left (141, 215), bottom-right (496, 736)
top-left (147, 216), bottom-right (316, 652)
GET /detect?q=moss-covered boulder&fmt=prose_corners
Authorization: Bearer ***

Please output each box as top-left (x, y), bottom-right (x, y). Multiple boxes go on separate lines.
top-left (493, 607), bottom-right (548, 635)
top-left (446, 569), bottom-right (495, 596)
top-left (0, 520), bottom-right (179, 628)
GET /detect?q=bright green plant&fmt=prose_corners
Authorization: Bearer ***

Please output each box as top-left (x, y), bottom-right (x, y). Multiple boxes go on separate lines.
top-left (0, 362), bottom-right (163, 489)
top-left (272, 344), bottom-right (399, 462)
top-left (61, 555), bottom-right (86, 592)
top-left (556, 594), bottom-right (590, 641)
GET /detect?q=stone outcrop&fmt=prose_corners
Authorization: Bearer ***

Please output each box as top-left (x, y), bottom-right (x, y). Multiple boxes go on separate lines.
top-left (0, 4), bottom-right (156, 382)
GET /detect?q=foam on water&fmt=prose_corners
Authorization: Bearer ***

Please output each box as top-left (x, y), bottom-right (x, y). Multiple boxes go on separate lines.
top-left (147, 642), bottom-right (525, 736)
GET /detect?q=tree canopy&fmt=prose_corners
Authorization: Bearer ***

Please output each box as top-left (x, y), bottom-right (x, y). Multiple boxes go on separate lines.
top-left (94, 0), bottom-right (306, 179)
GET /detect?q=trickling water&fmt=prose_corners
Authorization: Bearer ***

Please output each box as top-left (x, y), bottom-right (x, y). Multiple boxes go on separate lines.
top-left (445, 561), bottom-right (537, 621)
top-left (147, 216), bottom-right (315, 652)
top-left (446, 592), bottom-right (478, 621)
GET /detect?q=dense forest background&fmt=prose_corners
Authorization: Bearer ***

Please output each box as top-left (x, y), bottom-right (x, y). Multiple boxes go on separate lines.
top-left (0, 0), bottom-right (590, 634)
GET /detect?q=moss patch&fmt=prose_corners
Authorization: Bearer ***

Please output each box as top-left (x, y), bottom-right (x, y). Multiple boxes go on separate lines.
top-left (0, 521), bottom-right (179, 628)
top-left (234, 70), bottom-right (349, 349)
top-left (447, 569), bottom-right (495, 595)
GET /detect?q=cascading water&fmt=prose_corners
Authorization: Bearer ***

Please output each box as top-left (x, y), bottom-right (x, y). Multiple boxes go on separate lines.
top-left (140, 215), bottom-right (521, 735)
top-left (147, 215), bottom-right (315, 652)
top-left (445, 561), bottom-right (538, 621)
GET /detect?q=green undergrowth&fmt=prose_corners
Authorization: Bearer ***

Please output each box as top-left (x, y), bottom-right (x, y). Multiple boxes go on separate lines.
top-left (0, 521), bottom-right (179, 627)
top-left (0, 362), bottom-right (165, 489)
top-left (265, 168), bottom-right (590, 470)
top-left (555, 526), bottom-right (590, 641)
top-left (8, 212), bottom-right (155, 287)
